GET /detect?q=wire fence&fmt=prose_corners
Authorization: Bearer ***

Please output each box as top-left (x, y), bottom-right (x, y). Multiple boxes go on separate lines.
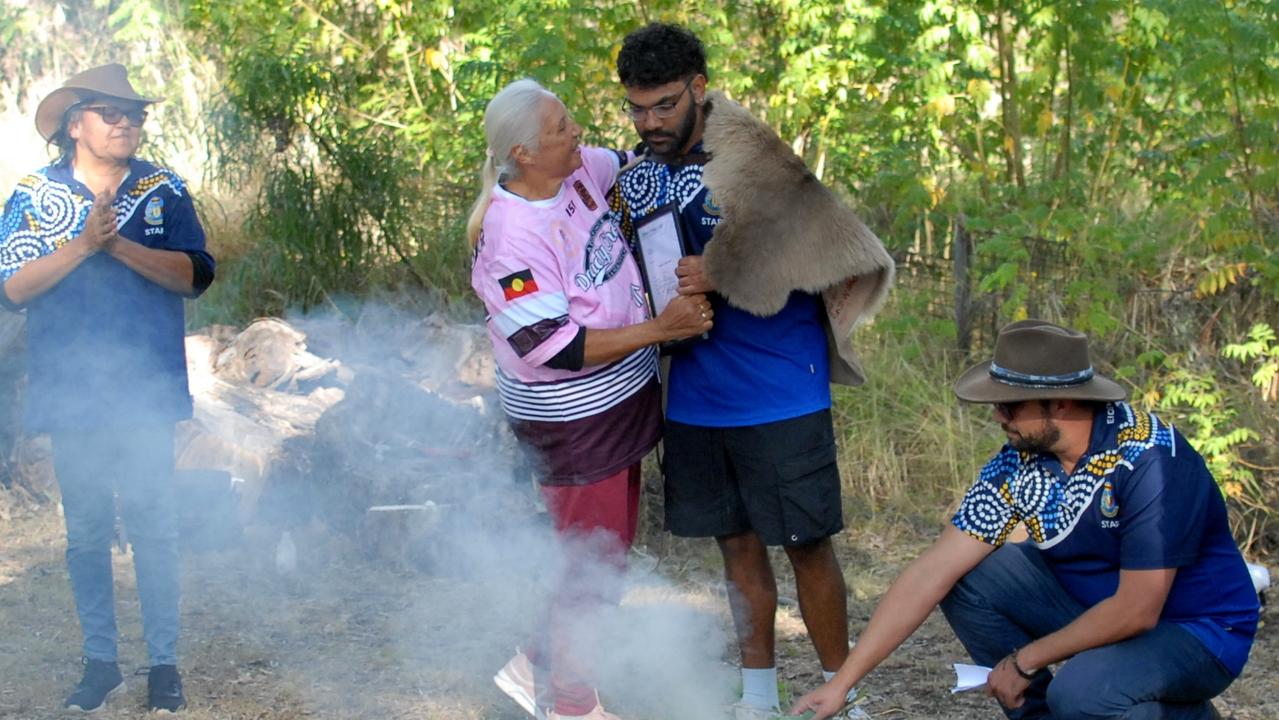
top-left (890, 217), bottom-right (1074, 355)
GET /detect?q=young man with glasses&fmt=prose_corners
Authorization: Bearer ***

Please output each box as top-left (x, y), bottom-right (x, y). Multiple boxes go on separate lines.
top-left (792, 320), bottom-right (1259, 720)
top-left (1, 63), bottom-right (215, 713)
top-left (611, 23), bottom-right (869, 719)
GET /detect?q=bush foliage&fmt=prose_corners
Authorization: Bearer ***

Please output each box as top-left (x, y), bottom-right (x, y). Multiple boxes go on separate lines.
top-left (2, 0), bottom-right (1276, 551)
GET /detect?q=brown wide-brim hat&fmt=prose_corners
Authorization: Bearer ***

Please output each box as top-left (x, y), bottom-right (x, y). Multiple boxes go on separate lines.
top-left (953, 319), bottom-right (1128, 403)
top-left (35, 63), bottom-right (162, 142)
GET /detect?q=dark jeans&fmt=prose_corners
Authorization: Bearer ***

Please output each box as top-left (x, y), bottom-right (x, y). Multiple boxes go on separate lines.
top-left (52, 427), bottom-right (180, 666)
top-left (940, 542), bottom-right (1234, 719)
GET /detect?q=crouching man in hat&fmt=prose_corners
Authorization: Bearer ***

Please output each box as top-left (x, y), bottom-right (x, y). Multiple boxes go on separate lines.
top-left (792, 320), bottom-right (1259, 720)
top-left (0, 64), bottom-right (214, 712)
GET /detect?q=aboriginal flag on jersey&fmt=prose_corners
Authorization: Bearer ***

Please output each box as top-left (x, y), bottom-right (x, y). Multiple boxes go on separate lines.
top-left (499, 269), bottom-right (539, 301)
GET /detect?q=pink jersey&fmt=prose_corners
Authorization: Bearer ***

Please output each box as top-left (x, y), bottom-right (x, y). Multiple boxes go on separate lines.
top-left (471, 146), bottom-right (659, 484)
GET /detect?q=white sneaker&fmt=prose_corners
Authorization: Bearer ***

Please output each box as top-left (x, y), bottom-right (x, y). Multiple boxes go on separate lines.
top-left (838, 686), bottom-right (871, 719)
top-left (494, 650), bottom-right (549, 719)
top-left (730, 702), bottom-right (781, 720)
top-left (547, 703), bottom-right (623, 720)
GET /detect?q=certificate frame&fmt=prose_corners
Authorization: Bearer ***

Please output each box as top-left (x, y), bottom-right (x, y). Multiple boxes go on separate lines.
top-left (634, 203), bottom-right (686, 316)
top-left (631, 202), bottom-right (704, 350)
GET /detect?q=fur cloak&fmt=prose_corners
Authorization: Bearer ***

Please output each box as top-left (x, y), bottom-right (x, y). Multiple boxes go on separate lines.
top-left (701, 90), bottom-right (895, 386)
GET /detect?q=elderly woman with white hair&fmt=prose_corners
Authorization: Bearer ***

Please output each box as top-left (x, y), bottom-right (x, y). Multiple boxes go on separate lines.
top-left (467, 79), bottom-right (711, 720)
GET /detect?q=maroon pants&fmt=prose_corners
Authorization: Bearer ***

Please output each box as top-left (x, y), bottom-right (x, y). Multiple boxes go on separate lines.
top-left (526, 463), bottom-right (641, 715)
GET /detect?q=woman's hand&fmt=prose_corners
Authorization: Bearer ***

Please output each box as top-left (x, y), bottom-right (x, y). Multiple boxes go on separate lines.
top-left (657, 292), bottom-right (713, 340)
top-left (78, 193), bottom-right (118, 253)
top-left (2, 194), bottom-right (120, 305)
top-left (580, 293), bottom-right (712, 366)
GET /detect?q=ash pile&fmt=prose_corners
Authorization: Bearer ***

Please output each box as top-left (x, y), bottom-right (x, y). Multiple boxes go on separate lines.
top-left (0, 310), bottom-right (40, 521)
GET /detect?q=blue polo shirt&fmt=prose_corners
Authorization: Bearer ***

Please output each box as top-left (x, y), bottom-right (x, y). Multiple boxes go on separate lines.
top-left (952, 402), bottom-right (1261, 676)
top-left (614, 146), bottom-right (830, 427)
top-left (0, 158), bottom-right (214, 432)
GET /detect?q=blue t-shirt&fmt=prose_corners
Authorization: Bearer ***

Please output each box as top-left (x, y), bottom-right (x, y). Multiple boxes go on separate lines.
top-left (0, 158), bottom-right (214, 432)
top-left (613, 146), bottom-right (830, 426)
top-left (952, 402), bottom-right (1260, 676)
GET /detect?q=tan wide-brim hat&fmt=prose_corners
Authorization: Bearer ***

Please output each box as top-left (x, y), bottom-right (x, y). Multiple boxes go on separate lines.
top-left (35, 63), bottom-right (162, 142)
top-left (953, 319), bottom-right (1128, 403)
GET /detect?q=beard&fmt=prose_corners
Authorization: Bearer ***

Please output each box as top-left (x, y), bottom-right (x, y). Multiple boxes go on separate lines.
top-left (642, 102), bottom-right (698, 159)
top-left (1003, 420), bottom-right (1062, 454)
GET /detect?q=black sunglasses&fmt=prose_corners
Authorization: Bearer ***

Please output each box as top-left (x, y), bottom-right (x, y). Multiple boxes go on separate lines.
top-left (993, 400), bottom-right (1026, 418)
top-left (81, 105), bottom-right (149, 127)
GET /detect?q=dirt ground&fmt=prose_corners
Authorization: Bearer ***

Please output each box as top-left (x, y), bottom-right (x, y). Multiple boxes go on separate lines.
top-left (1, 496), bottom-right (1275, 720)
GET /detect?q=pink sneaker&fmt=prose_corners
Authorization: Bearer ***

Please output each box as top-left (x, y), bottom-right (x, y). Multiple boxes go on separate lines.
top-left (547, 703), bottom-right (623, 720)
top-left (494, 650), bottom-right (550, 719)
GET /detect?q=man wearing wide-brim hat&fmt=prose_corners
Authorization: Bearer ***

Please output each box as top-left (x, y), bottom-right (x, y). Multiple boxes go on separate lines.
top-left (792, 320), bottom-right (1259, 720)
top-left (0, 63), bottom-right (215, 712)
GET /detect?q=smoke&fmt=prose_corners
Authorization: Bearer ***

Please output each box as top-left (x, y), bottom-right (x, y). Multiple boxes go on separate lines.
top-left (248, 298), bottom-right (738, 718)
top-left (2, 284), bottom-right (737, 716)
top-left (395, 514), bottom-right (736, 718)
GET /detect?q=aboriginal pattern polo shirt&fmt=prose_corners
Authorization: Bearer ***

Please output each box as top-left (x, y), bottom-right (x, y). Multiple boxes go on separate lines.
top-left (610, 142), bottom-right (830, 427)
top-left (0, 158), bottom-right (213, 432)
top-left (952, 402), bottom-right (1260, 675)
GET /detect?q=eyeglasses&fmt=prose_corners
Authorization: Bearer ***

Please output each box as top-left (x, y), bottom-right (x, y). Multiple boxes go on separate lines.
top-left (623, 77), bottom-right (694, 121)
top-left (82, 105), bottom-right (149, 127)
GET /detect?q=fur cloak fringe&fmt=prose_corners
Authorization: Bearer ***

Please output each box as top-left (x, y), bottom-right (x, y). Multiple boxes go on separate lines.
top-left (701, 91), bottom-right (895, 321)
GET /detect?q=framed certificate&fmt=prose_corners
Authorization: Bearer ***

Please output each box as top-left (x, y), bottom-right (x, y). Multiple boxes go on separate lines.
top-left (632, 203), bottom-right (706, 350)
top-left (633, 202), bottom-right (687, 318)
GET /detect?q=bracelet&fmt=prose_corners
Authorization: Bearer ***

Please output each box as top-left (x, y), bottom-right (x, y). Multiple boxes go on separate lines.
top-left (1009, 649), bottom-right (1037, 680)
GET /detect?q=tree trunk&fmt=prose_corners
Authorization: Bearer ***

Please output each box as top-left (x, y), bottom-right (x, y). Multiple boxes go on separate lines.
top-left (997, 8), bottom-right (1026, 191)
top-left (1054, 29), bottom-right (1073, 181)
top-left (953, 215), bottom-right (973, 354)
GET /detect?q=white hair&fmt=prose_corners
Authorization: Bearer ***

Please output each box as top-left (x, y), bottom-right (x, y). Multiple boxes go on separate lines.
top-left (466, 78), bottom-right (557, 246)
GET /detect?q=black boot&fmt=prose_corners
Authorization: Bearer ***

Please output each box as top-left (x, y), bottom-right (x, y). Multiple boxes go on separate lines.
top-left (65, 657), bottom-right (126, 712)
top-left (147, 664), bottom-right (187, 712)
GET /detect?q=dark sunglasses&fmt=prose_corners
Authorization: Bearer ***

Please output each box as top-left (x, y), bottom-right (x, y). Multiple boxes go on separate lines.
top-left (81, 105), bottom-right (149, 127)
top-left (993, 400), bottom-right (1027, 418)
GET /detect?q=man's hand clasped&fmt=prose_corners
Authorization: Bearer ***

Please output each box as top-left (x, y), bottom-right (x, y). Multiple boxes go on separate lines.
top-left (659, 256), bottom-right (715, 340)
top-left (675, 255), bottom-right (714, 295)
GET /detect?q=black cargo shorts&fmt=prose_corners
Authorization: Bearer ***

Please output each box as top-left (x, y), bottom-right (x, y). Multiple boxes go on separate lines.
top-left (661, 409), bottom-right (844, 546)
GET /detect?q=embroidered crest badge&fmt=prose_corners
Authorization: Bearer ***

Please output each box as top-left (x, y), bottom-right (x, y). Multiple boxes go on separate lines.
top-left (702, 191), bottom-right (722, 217)
top-left (144, 196), bottom-right (164, 226)
top-left (1099, 480), bottom-right (1119, 518)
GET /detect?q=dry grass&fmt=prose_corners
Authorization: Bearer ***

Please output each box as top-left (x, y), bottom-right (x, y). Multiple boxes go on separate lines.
top-left (832, 325), bottom-right (995, 516)
top-left (0, 510), bottom-right (514, 719)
